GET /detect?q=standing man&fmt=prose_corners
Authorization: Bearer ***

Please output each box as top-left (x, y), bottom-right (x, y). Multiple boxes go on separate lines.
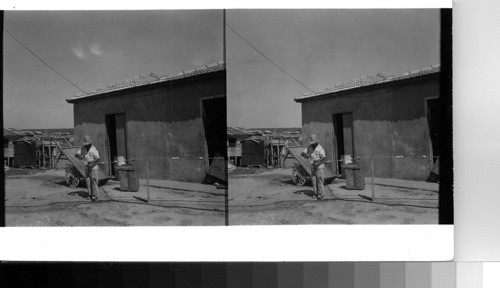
top-left (75, 135), bottom-right (100, 201)
top-left (301, 134), bottom-right (326, 200)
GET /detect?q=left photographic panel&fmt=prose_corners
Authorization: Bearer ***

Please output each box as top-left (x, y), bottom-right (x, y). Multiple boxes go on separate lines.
top-left (3, 10), bottom-right (228, 226)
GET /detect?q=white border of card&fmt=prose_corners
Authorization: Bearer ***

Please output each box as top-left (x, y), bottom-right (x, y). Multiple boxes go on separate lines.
top-left (1, 0), bottom-right (453, 261)
top-left (0, 226), bottom-right (453, 261)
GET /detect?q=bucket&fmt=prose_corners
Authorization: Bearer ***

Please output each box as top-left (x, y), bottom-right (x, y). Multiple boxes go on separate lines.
top-left (115, 156), bottom-right (126, 166)
top-left (342, 154), bottom-right (353, 165)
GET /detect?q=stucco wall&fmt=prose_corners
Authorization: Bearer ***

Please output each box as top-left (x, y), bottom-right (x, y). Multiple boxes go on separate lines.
top-left (300, 76), bottom-right (439, 180)
top-left (72, 73), bottom-right (225, 182)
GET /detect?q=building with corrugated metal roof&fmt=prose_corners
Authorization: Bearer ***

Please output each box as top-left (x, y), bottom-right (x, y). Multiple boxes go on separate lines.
top-left (294, 65), bottom-right (441, 181)
top-left (67, 62), bottom-right (226, 183)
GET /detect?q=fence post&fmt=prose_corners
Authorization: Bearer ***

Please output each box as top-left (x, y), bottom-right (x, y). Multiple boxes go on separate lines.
top-left (371, 156), bottom-right (375, 201)
top-left (146, 157), bottom-right (150, 203)
top-left (49, 138), bottom-right (53, 169)
top-left (42, 138), bottom-right (46, 168)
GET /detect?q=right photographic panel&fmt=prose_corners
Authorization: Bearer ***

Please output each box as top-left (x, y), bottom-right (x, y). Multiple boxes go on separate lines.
top-left (226, 9), bottom-right (452, 225)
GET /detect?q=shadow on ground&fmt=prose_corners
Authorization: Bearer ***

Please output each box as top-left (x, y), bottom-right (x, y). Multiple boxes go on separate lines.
top-left (112, 187), bottom-right (139, 193)
top-left (279, 178), bottom-right (297, 185)
top-left (68, 191), bottom-right (90, 198)
top-left (55, 180), bottom-right (71, 187)
top-left (293, 189), bottom-right (315, 197)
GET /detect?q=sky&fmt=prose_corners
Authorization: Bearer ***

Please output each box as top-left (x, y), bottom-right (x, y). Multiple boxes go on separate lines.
top-left (3, 10), bottom-right (223, 129)
top-left (227, 9), bottom-right (441, 128)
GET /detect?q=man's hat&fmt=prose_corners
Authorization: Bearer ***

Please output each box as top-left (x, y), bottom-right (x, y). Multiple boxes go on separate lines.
top-left (308, 134), bottom-right (319, 144)
top-left (83, 135), bottom-right (92, 145)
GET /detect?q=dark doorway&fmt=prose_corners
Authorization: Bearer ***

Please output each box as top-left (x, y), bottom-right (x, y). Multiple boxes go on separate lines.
top-left (201, 97), bottom-right (227, 165)
top-left (333, 112), bottom-right (354, 173)
top-left (105, 113), bottom-right (127, 175)
top-left (427, 98), bottom-right (440, 162)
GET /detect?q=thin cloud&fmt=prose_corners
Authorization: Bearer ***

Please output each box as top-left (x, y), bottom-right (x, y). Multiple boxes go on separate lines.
top-left (72, 45), bottom-right (86, 59)
top-left (89, 43), bottom-right (103, 56)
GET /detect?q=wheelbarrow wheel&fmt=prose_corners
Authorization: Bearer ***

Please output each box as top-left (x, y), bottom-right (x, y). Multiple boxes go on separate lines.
top-left (65, 166), bottom-right (81, 187)
top-left (292, 166), bottom-right (307, 186)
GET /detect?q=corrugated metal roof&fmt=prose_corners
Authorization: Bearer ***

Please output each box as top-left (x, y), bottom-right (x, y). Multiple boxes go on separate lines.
top-left (68, 61), bottom-right (225, 102)
top-left (4, 128), bottom-right (35, 138)
top-left (227, 127), bottom-right (264, 138)
top-left (295, 64), bottom-right (440, 101)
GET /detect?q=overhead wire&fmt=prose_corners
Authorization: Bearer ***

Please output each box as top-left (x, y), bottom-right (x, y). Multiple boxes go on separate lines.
top-left (3, 28), bottom-right (88, 94)
top-left (225, 22), bottom-right (315, 94)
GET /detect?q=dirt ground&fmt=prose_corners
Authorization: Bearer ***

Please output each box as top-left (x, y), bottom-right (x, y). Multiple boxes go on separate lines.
top-left (4, 165), bottom-right (438, 225)
top-left (5, 168), bottom-right (226, 226)
top-left (229, 167), bottom-right (438, 225)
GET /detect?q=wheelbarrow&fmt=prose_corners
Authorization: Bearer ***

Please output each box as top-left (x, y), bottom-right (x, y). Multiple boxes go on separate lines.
top-left (286, 144), bottom-right (338, 186)
top-left (65, 162), bottom-right (110, 188)
top-left (55, 142), bottom-right (111, 188)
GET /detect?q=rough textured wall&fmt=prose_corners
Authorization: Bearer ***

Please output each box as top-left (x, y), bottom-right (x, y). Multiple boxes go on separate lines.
top-left (300, 77), bottom-right (439, 180)
top-left (73, 73), bottom-right (225, 182)
top-left (302, 121), bottom-right (335, 163)
top-left (73, 122), bottom-right (107, 171)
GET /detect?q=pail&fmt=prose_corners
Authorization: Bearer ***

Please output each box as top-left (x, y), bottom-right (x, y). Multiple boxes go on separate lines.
top-left (342, 154), bottom-right (353, 165)
top-left (115, 156), bottom-right (126, 166)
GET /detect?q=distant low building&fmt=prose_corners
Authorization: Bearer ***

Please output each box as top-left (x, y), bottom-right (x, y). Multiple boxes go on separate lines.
top-left (227, 127), bottom-right (301, 168)
top-left (4, 128), bottom-right (35, 167)
top-left (241, 138), bottom-right (270, 167)
top-left (294, 65), bottom-right (441, 181)
top-left (227, 127), bottom-right (261, 166)
top-left (4, 128), bottom-right (74, 168)
top-left (67, 62), bottom-right (226, 183)
top-left (13, 138), bottom-right (37, 167)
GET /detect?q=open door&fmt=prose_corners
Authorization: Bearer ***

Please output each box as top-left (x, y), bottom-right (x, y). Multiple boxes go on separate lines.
top-left (201, 97), bottom-right (227, 184)
top-left (333, 112), bottom-right (354, 174)
top-left (202, 97), bottom-right (227, 164)
top-left (426, 98), bottom-right (440, 162)
top-left (105, 113), bottom-right (127, 175)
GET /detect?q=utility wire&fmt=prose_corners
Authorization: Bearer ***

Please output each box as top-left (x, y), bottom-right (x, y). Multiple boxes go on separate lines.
top-left (4, 28), bottom-right (88, 94)
top-left (225, 23), bottom-right (315, 93)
